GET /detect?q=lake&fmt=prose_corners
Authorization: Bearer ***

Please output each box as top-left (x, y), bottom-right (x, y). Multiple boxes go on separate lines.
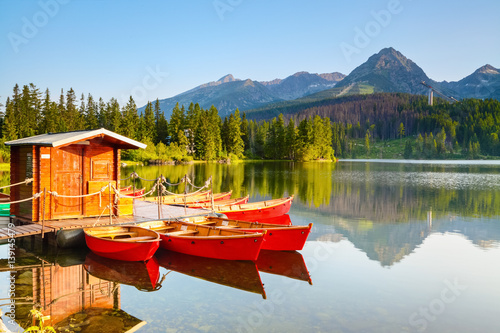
top-left (1, 160), bottom-right (500, 332)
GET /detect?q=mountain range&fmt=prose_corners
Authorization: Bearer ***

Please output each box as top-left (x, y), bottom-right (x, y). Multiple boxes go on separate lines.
top-left (143, 47), bottom-right (499, 119)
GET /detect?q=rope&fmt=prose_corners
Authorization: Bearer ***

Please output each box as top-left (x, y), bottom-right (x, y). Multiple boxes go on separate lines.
top-left (48, 185), bottom-right (109, 198)
top-left (185, 176), bottom-right (211, 190)
top-left (111, 183), bottom-right (158, 199)
top-left (0, 178), bottom-right (34, 190)
top-left (119, 172), bottom-right (139, 181)
top-left (6, 192), bottom-right (43, 205)
top-left (134, 174), bottom-right (160, 182)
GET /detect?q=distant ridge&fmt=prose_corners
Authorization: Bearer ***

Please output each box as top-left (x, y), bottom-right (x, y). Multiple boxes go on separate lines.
top-left (140, 47), bottom-right (498, 119)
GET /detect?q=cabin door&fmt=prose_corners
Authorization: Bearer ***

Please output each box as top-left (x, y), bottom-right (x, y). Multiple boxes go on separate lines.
top-left (52, 146), bottom-right (84, 218)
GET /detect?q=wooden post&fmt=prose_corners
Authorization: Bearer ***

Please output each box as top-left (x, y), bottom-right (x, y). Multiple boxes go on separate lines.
top-left (132, 173), bottom-right (136, 197)
top-left (210, 176), bottom-right (215, 212)
top-left (108, 181), bottom-right (112, 225)
top-left (159, 175), bottom-right (163, 219)
top-left (42, 187), bottom-right (46, 238)
top-left (157, 178), bottom-right (161, 219)
top-left (183, 174), bottom-right (188, 214)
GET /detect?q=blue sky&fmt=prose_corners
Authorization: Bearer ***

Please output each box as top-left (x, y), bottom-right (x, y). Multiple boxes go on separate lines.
top-left (1, 0), bottom-right (499, 109)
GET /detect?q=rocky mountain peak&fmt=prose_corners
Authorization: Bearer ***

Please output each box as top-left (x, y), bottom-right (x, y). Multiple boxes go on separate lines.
top-left (475, 65), bottom-right (499, 75)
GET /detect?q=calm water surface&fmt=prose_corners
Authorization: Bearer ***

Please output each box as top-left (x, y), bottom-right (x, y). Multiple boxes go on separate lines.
top-left (1, 160), bottom-right (500, 332)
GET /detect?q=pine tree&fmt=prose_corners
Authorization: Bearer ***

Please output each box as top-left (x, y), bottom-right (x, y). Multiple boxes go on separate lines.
top-left (169, 103), bottom-right (184, 144)
top-left (121, 96), bottom-right (139, 139)
top-left (3, 98), bottom-right (18, 140)
top-left (285, 118), bottom-right (297, 160)
top-left (85, 94), bottom-right (99, 130)
top-left (142, 101), bottom-right (156, 142)
top-left (241, 112), bottom-right (250, 152)
top-left (97, 97), bottom-right (108, 128)
top-left (65, 88), bottom-right (84, 131)
top-left (40, 88), bottom-right (59, 133)
top-left (227, 109), bottom-right (244, 158)
top-left (154, 99), bottom-right (168, 144)
top-left (108, 98), bottom-right (122, 133)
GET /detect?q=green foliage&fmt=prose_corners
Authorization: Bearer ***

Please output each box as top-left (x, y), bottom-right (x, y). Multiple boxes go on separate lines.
top-left (25, 308), bottom-right (56, 333)
top-left (404, 140), bottom-right (413, 159)
top-left (5, 83), bottom-right (500, 163)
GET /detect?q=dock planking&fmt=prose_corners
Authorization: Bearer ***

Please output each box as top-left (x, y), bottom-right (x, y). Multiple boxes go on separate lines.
top-left (0, 223), bottom-right (55, 240)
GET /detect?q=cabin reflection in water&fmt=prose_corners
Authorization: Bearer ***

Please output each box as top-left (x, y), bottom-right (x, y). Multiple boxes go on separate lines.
top-left (9, 245), bottom-right (145, 332)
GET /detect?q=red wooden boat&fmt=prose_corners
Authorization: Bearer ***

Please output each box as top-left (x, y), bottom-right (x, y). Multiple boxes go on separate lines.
top-left (182, 195), bottom-right (249, 208)
top-left (120, 187), bottom-right (145, 197)
top-left (142, 191), bottom-right (232, 205)
top-left (137, 220), bottom-right (265, 261)
top-left (156, 249), bottom-right (266, 298)
top-left (213, 196), bottom-right (294, 222)
top-left (83, 225), bottom-right (161, 261)
top-left (258, 214), bottom-right (292, 226)
top-left (256, 250), bottom-right (312, 284)
top-left (84, 252), bottom-right (161, 291)
top-left (182, 216), bottom-right (312, 251)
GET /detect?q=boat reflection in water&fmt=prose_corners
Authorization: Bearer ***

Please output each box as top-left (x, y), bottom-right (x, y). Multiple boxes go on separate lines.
top-left (156, 248), bottom-right (267, 299)
top-left (84, 252), bottom-right (162, 292)
top-left (256, 250), bottom-right (312, 285)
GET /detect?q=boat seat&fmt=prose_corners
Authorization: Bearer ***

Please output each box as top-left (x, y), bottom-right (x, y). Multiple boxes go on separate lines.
top-left (150, 226), bottom-right (175, 232)
top-left (94, 231), bottom-right (138, 239)
top-left (167, 230), bottom-right (199, 236)
top-left (217, 225), bottom-right (240, 228)
top-left (194, 221), bottom-right (216, 225)
top-left (119, 236), bottom-right (157, 242)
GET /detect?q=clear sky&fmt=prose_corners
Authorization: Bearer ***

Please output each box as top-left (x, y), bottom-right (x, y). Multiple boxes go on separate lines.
top-left (1, 0), bottom-right (499, 109)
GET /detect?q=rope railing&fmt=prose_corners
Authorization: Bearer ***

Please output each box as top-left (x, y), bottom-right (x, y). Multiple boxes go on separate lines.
top-left (48, 185), bottom-right (109, 199)
top-left (0, 178), bottom-right (33, 190)
top-left (3, 173), bottom-right (214, 208)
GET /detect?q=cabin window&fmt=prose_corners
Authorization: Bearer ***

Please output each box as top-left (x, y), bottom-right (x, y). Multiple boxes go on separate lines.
top-left (92, 160), bottom-right (110, 179)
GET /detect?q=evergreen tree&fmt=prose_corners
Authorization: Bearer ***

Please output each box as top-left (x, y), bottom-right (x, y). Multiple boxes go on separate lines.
top-left (121, 96), bottom-right (139, 139)
top-left (169, 103), bottom-right (184, 144)
top-left (85, 94), bottom-right (99, 130)
top-left (3, 97), bottom-right (17, 140)
top-left (142, 101), bottom-right (156, 142)
top-left (40, 88), bottom-right (59, 133)
top-left (226, 109), bottom-right (244, 158)
top-left (154, 99), bottom-right (168, 144)
top-left (57, 89), bottom-right (67, 132)
top-left (97, 97), bottom-right (108, 128)
top-left (65, 88), bottom-right (84, 131)
top-left (241, 112), bottom-right (250, 152)
top-left (108, 98), bottom-right (122, 133)
top-left (285, 118), bottom-right (297, 160)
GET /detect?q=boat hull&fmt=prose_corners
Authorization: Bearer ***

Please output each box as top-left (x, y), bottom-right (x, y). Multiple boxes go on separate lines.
top-left (160, 233), bottom-right (263, 261)
top-left (84, 226), bottom-right (160, 261)
top-left (218, 196), bottom-right (293, 222)
top-left (183, 216), bottom-right (312, 251)
top-left (237, 223), bottom-right (312, 251)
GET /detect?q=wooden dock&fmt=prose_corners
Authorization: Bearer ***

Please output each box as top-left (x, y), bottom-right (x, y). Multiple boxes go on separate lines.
top-left (0, 200), bottom-right (210, 241)
top-left (0, 223), bottom-right (54, 240)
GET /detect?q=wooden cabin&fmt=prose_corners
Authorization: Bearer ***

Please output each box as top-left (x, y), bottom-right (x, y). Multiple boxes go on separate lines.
top-left (5, 128), bottom-right (146, 222)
